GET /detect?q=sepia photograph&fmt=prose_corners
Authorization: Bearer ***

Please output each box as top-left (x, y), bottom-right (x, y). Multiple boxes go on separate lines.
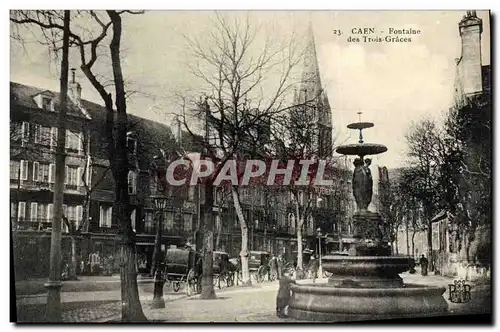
top-left (9, 8), bottom-right (492, 324)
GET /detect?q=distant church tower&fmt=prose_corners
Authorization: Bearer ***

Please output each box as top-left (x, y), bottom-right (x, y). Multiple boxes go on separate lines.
top-left (293, 22), bottom-right (333, 158)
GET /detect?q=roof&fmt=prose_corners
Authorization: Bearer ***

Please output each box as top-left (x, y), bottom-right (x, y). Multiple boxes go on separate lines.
top-left (10, 81), bottom-right (202, 164)
top-left (10, 82), bottom-right (86, 118)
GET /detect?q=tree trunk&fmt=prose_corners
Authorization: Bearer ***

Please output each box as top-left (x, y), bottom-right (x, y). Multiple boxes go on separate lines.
top-left (427, 220), bottom-right (433, 271)
top-left (411, 230), bottom-right (416, 257)
top-left (45, 10), bottom-right (70, 322)
top-left (406, 222), bottom-right (410, 255)
top-left (215, 215), bottom-right (221, 250)
top-left (232, 187), bottom-right (251, 286)
top-left (68, 236), bottom-right (78, 280)
top-left (107, 10), bottom-right (146, 322)
top-left (295, 200), bottom-right (304, 278)
top-left (200, 179), bottom-right (216, 299)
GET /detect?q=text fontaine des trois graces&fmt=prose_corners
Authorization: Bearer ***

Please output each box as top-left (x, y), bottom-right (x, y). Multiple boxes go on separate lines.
top-left (333, 27), bottom-right (421, 43)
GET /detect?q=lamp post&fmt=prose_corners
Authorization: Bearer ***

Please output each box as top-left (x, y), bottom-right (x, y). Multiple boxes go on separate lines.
top-left (316, 227), bottom-right (323, 278)
top-left (151, 194), bottom-right (168, 309)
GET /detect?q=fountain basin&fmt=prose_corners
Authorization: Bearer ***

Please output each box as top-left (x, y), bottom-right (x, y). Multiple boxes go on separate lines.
top-left (322, 256), bottom-right (411, 277)
top-left (287, 283), bottom-right (448, 322)
top-left (336, 143), bottom-right (388, 156)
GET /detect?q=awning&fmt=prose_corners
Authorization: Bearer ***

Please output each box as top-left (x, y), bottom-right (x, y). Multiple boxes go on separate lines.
top-left (136, 242), bottom-right (155, 246)
top-left (341, 238), bottom-right (356, 244)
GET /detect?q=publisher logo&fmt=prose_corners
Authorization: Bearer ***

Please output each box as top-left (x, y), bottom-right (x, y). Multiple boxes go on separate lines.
top-left (448, 279), bottom-right (472, 303)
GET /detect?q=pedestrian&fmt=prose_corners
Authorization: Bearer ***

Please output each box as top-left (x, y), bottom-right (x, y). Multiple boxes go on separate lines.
top-left (276, 255), bottom-right (284, 279)
top-left (309, 256), bottom-right (319, 283)
top-left (420, 254), bottom-right (428, 276)
top-left (409, 256), bottom-right (416, 274)
top-left (276, 269), bottom-right (296, 318)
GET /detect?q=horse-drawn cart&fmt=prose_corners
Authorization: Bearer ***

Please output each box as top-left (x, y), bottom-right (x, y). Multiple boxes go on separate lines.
top-left (165, 247), bottom-right (202, 295)
top-left (249, 251), bottom-right (271, 283)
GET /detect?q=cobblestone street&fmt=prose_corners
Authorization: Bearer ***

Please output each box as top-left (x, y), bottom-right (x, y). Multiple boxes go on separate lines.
top-left (15, 272), bottom-right (491, 323)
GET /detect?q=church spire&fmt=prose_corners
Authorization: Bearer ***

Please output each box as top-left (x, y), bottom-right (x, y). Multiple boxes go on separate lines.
top-left (299, 21), bottom-right (323, 102)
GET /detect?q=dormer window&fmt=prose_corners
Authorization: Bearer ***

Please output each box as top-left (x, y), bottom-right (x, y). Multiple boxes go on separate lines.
top-left (42, 97), bottom-right (52, 111)
top-left (126, 133), bottom-right (137, 155)
top-left (33, 92), bottom-right (55, 111)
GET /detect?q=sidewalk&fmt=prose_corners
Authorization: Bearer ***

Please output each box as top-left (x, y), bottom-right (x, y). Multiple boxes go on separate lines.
top-left (15, 275), bottom-right (153, 296)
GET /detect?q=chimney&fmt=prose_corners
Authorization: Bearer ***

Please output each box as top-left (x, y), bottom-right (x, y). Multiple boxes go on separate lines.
top-left (458, 10), bottom-right (483, 95)
top-left (69, 68), bottom-right (82, 106)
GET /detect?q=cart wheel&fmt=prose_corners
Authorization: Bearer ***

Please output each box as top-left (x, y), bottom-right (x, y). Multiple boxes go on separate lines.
top-left (173, 282), bottom-right (180, 292)
top-left (227, 273), bottom-right (234, 287)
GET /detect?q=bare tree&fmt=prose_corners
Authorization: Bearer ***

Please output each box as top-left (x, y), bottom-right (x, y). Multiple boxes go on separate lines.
top-left (270, 101), bottom-right (339, 277)
top-left (178, 12), bottom-right (312, 290)
top-left (11, 10), bottom-right (147, 321)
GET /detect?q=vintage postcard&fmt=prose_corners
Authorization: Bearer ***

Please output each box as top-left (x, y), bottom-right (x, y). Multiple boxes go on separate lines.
top-left (10, 10), bottom-right (491, 323)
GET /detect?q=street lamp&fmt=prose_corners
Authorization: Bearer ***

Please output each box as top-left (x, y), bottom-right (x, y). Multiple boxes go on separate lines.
top-left (316, 227), bottom-right (323, 278)
top-left (151, 194), bottom-right (167, 308)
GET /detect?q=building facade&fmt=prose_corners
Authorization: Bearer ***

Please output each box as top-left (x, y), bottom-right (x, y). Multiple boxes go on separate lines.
top-left (10, 78), bottom-right (201, 279)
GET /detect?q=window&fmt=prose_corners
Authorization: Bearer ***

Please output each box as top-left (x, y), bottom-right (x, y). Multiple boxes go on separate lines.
top-left (127, 137), bottom-right (136, 154)
top-left (33, 163), bottom-right (50, 183)
top-left (36, 203), bottom-right (49, 222)
top-left (50, 127), bottom-right (58, 148)
top-left (128, 171), bottom-right (137, 194)
top-left (30, 202), bottom-right (38, 222)
top-left (42, 97), bottom-right (52, 111)
top-left (65, 130), bottom-right (82, 151)
top-left (99, 205), bottom-right (112, 228)
top-left (18, 202), bottom-right (26, 221)
top-left (164, 211), bottom-right (174, 231)
top-left (188, 186), bottom-right (195, 201)
top-left (20, 160), bottom-right (28, 181)
top-left (21, 122), bottom-right (29, 146)
top-left (144, 211), bottom-right (154, 233)
top-left (49, 164), bottom-right (56, 183)
top-left (65, 166), bottom-right (80, 186)
top-left (34, 125), bottom-right (52, 145)
top-left (10, 122), bottom-right (23, 141)
top-left (10, 160), bottom-right (20, 179)
top-left (183, 214), bottom-right (192, 231)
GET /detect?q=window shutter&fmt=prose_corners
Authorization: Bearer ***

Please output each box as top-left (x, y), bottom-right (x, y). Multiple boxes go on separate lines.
top-left (76, 167), bottom-right (81, 187)
top-left (33, 162), bottom-right (40, 182)
top-left (131, 209), bottom-right (136, 231)
top-left (18, 202), bottom-right (26, 221)
top-left (20, 160), bottom-right (27, 180)
top-left (107, 207), bottom-right (113, 227)
top-left (49, 164), bottom-right (55, 183)
top-left (50, 127), bottom-right (57, 148)
top-left (62, 204), bottom-right (67, 219)
top-left (30, 202), bottom-right (38, 222)
top-left (65, 130), bottom-right (69, 149)
top-left (77, 205), bottom-right (83, 223)
top-left (99, 206), bottom-right (104, 227)
top-left (48, 204), bottom-right (54, 221)
top-left (21, 122), bottom-right (29, 146)
top-left (133, 172), bottom-right (137, 194)
top-left (65, 165), bottom-right (69, 184)
top-left (34, 125), bottom-right (40, 143)
top-left (78, 132), bottom-right (83, 152)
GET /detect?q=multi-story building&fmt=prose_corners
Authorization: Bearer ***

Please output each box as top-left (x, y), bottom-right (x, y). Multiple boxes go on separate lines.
top-left (10, 75), bottom-right (202, 280)
top-left (212, 23), bottom-right (351, 259)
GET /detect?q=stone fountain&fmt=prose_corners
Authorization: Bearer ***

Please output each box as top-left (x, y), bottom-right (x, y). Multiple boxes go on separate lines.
top-left (287, 115), bottom-right (448, 322)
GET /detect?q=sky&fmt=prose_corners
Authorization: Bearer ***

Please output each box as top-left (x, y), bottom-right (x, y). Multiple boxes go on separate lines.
top-left (10, 10), bottom-right (491, 169)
